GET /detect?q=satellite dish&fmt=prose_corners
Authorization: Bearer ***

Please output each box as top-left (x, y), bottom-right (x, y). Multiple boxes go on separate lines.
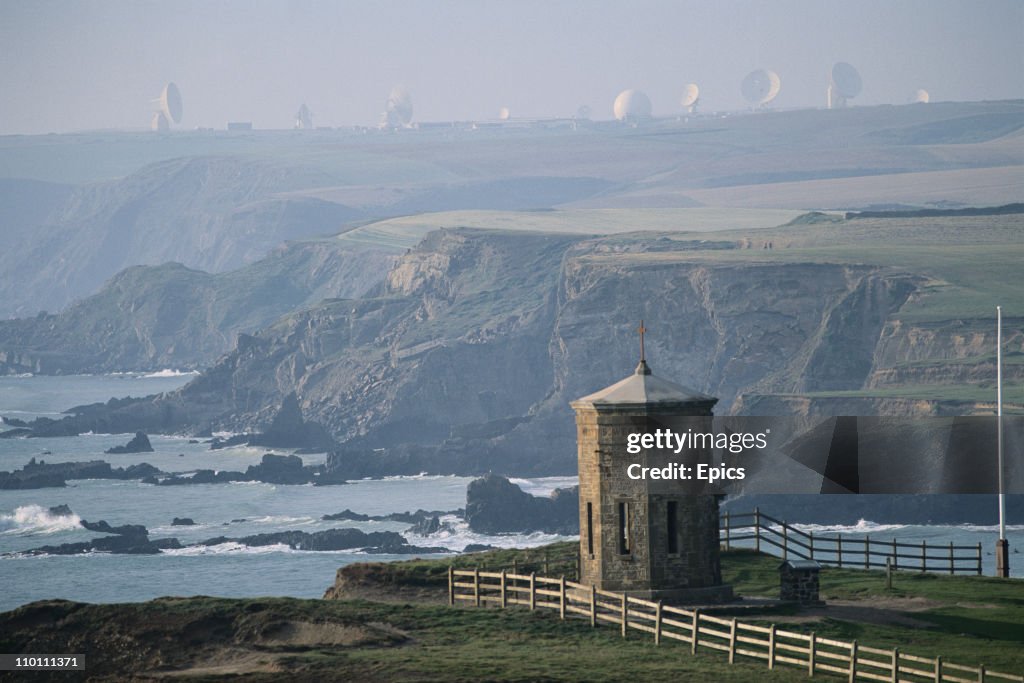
top-left (741, 69), bottom-right (781, 107)
top-left (613, 89), bottom-right (652, 122)
top-left (828, 62), bottom-right (862, 108)
top-left (384, 85), bottom-right (413, 127)
top-left (158, 83), bottom-right (183, 124)
top-left (151, 111), bottom-right (169, 132)
top-left (680, 83), bottom-right (700, 113)
top-left (295, 103), bottom-right (313, 130)
top-left (912, 89), bottom-right (930, 103)
top-left (498, 107), bottom-right (511, 121)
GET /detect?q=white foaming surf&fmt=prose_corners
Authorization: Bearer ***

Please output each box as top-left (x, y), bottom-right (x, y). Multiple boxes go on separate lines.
top-left (0, 505), bottom-right (82, 535)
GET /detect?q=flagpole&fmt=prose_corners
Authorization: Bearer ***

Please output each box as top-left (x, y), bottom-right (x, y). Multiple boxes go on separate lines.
top-left (996, 305), bottom-right (1008, 577)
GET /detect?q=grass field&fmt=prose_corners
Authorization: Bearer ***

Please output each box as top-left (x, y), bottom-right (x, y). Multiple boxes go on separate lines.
top-left (2, 545), bottom-right (1020, 680)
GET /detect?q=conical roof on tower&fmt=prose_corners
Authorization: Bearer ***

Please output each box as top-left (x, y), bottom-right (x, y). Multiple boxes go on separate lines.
top-left (571, 359), bottom-right (716, 411)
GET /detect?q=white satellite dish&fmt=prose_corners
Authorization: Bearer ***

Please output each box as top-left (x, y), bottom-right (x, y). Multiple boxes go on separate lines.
top-left (151, 111), bottom-right (169, 132)
top-left (680, 83), bottom-right (700, 113)
top-left (295, 103), bottom-right (313, 130)
top-left (912, 88), bottom-right (930, 103)
top-left (384, 85), bottom-right (413, 127)
top-left (827, 62), bottom-right (862, 109)
top-left (613, 89), bottom-right (652, 123)
top-left (741, 69), bottom-right (780, 107)
top-left (158, 83), bottom-right (183, 124)
top-left (498, 107), bottom-right (511, 120)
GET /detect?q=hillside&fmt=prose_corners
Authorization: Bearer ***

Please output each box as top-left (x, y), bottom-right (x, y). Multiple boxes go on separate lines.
top-left (10, 210), bottom-right (1021, 478)
top-left (1, 100), bottom-right (1020, 319)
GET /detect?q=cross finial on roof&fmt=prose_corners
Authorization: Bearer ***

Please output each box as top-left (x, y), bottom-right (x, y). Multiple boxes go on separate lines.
top-left (634, 320), bottom-right (651, 375)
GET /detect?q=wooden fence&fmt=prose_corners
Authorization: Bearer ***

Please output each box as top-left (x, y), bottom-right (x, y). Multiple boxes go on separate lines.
top-left (722, 510), bottom-right (983, 575)
top-left (449, 568), bottom-right (1022, 683)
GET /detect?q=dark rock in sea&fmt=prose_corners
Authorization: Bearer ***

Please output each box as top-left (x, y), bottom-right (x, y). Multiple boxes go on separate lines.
top-left (156, 469), bottom-right (243, 485)
top-left (209, 434), bottom-right (249, 450)
top-left (80, 520), bottom-right (149, 537)
top-left (4, 458), bottom-right (161, 487)
top-left (0, 470), bottom-right (66, 489)
top-left (187, 439), bottom-right (199, 444)
top-left (0, 427), bottom-right (32, 438)
top-left (2, 416), bottom-right (28, 427)
top-left (248, 393), bottom-right (336, 452)
top-left (321, 508), bottom-right (459, 525)
top-left (21, 533), bottom-right (180, 556)
top-left (171, 517), bottom-right (195, 526)
top-left (408, 515), bottom-right (442, 536)
top-left (48, 504), bottom-right (74, 517)
top-left (465, 474), bottom-right (579, 534)
top-left (105, 431), bottom-right (154, 454)
top-left (322, 509), bottom-right (372, 522)
top-left (244, 453), bottom-right (308, 485)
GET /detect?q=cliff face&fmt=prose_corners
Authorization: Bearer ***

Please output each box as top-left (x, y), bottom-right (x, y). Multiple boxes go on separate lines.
top-left (116, 228), bottom-right (917, 475)
top-left (0, 239), bottom-right (396, 374)
top-left (0, 157), bottom-right (363, 318)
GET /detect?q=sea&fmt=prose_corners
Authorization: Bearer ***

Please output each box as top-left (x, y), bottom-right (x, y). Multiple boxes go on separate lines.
top-left (1, 374), bottom-right (1021, 613)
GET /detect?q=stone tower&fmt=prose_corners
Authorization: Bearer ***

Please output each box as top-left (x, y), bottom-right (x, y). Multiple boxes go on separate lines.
top-left (570, 350), bottom-right (732, 603)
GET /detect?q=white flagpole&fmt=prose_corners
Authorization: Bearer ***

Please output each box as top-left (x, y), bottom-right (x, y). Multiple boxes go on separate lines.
top-left (997, 305), bottom-right (1005, 543)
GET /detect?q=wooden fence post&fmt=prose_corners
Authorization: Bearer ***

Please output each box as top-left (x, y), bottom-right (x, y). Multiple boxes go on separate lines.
top-left (865, 535), bottom-right (870, 569)
top-left (809, 531), bottom-right (815, 560)
top-left (768, 624), bottom-right (776, 670)
top-left (783, 523), bottom-right (789, 561)
top-left (892, 647), bottom-right (899, 683)
top-left (934, 656), bottom-right (942, 683)
top-left (448, 566), bottom-right (454, 606)
top-left (474, 567), bottom-right (481, 607)
top-left (754, 508), bottom-right (761, 553)
top-left (728, 618), bottom-right (737, 664)
top-left (837, 534), bottom-right (843, 568)
top-left (590, 584), bottom-right (597, 628)
top-left (978, 664), bottom-right (986, 682)
top-left (849, 640), bottom-right (858, 683)
top-left (500, 570), bottom-right (507, 608)
top-left (809, 632), bottom-right (816, 677)
top-left (575, 554), bottom-right (581, 581)
top-left (621, 593), bottom-right (627, 638)
top-left (691, 608), bottom-right (700, 654)
top-left (512, 558), bottom-right (518, 576)
top-left (977, 543), bottom-right (982, 575)
top-left (725, 510), bottom-right (731, 550)
top-left (892, 538), bottom-right (898, 570)
top-left (559, 576), bottom-right (566, 620)
top-left (654, 601), bottom-right (663, 645)
top-left (529, 572), bottom-right (536, 610)
top-left (921, 541), bottom-right (927, 573)
top-left (949, 542), bottom-right (955, 575)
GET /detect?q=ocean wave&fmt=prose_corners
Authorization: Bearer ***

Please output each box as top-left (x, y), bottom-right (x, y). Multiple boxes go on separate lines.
top-left (142, 369), bottom-right (200, 379)
top-left (403, 514), bottom-right (574, 552)
top-left (788, 519), bottom-right (908, 534)
top-left (161, 542), bottom-right (295, 556)
top-left (508, 476), bottom-right (579, 497)
top-left (0, 505), bottom-right (82, 535)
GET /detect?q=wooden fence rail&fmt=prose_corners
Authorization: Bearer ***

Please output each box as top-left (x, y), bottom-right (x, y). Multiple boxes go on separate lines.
top-left (449, 567), bottom-right (1023, 683)
top-left (450, 569), bottom-right (1024, 683)
top-left (722, 509), bottom-right (983, 575)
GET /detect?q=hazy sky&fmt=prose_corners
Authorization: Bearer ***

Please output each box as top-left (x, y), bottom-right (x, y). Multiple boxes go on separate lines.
top-left (1, 0), bottom-right (1021, 134)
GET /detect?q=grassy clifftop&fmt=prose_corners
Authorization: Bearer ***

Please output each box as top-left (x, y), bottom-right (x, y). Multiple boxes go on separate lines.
top-left (2, 546), bottom-right (1020, 681)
